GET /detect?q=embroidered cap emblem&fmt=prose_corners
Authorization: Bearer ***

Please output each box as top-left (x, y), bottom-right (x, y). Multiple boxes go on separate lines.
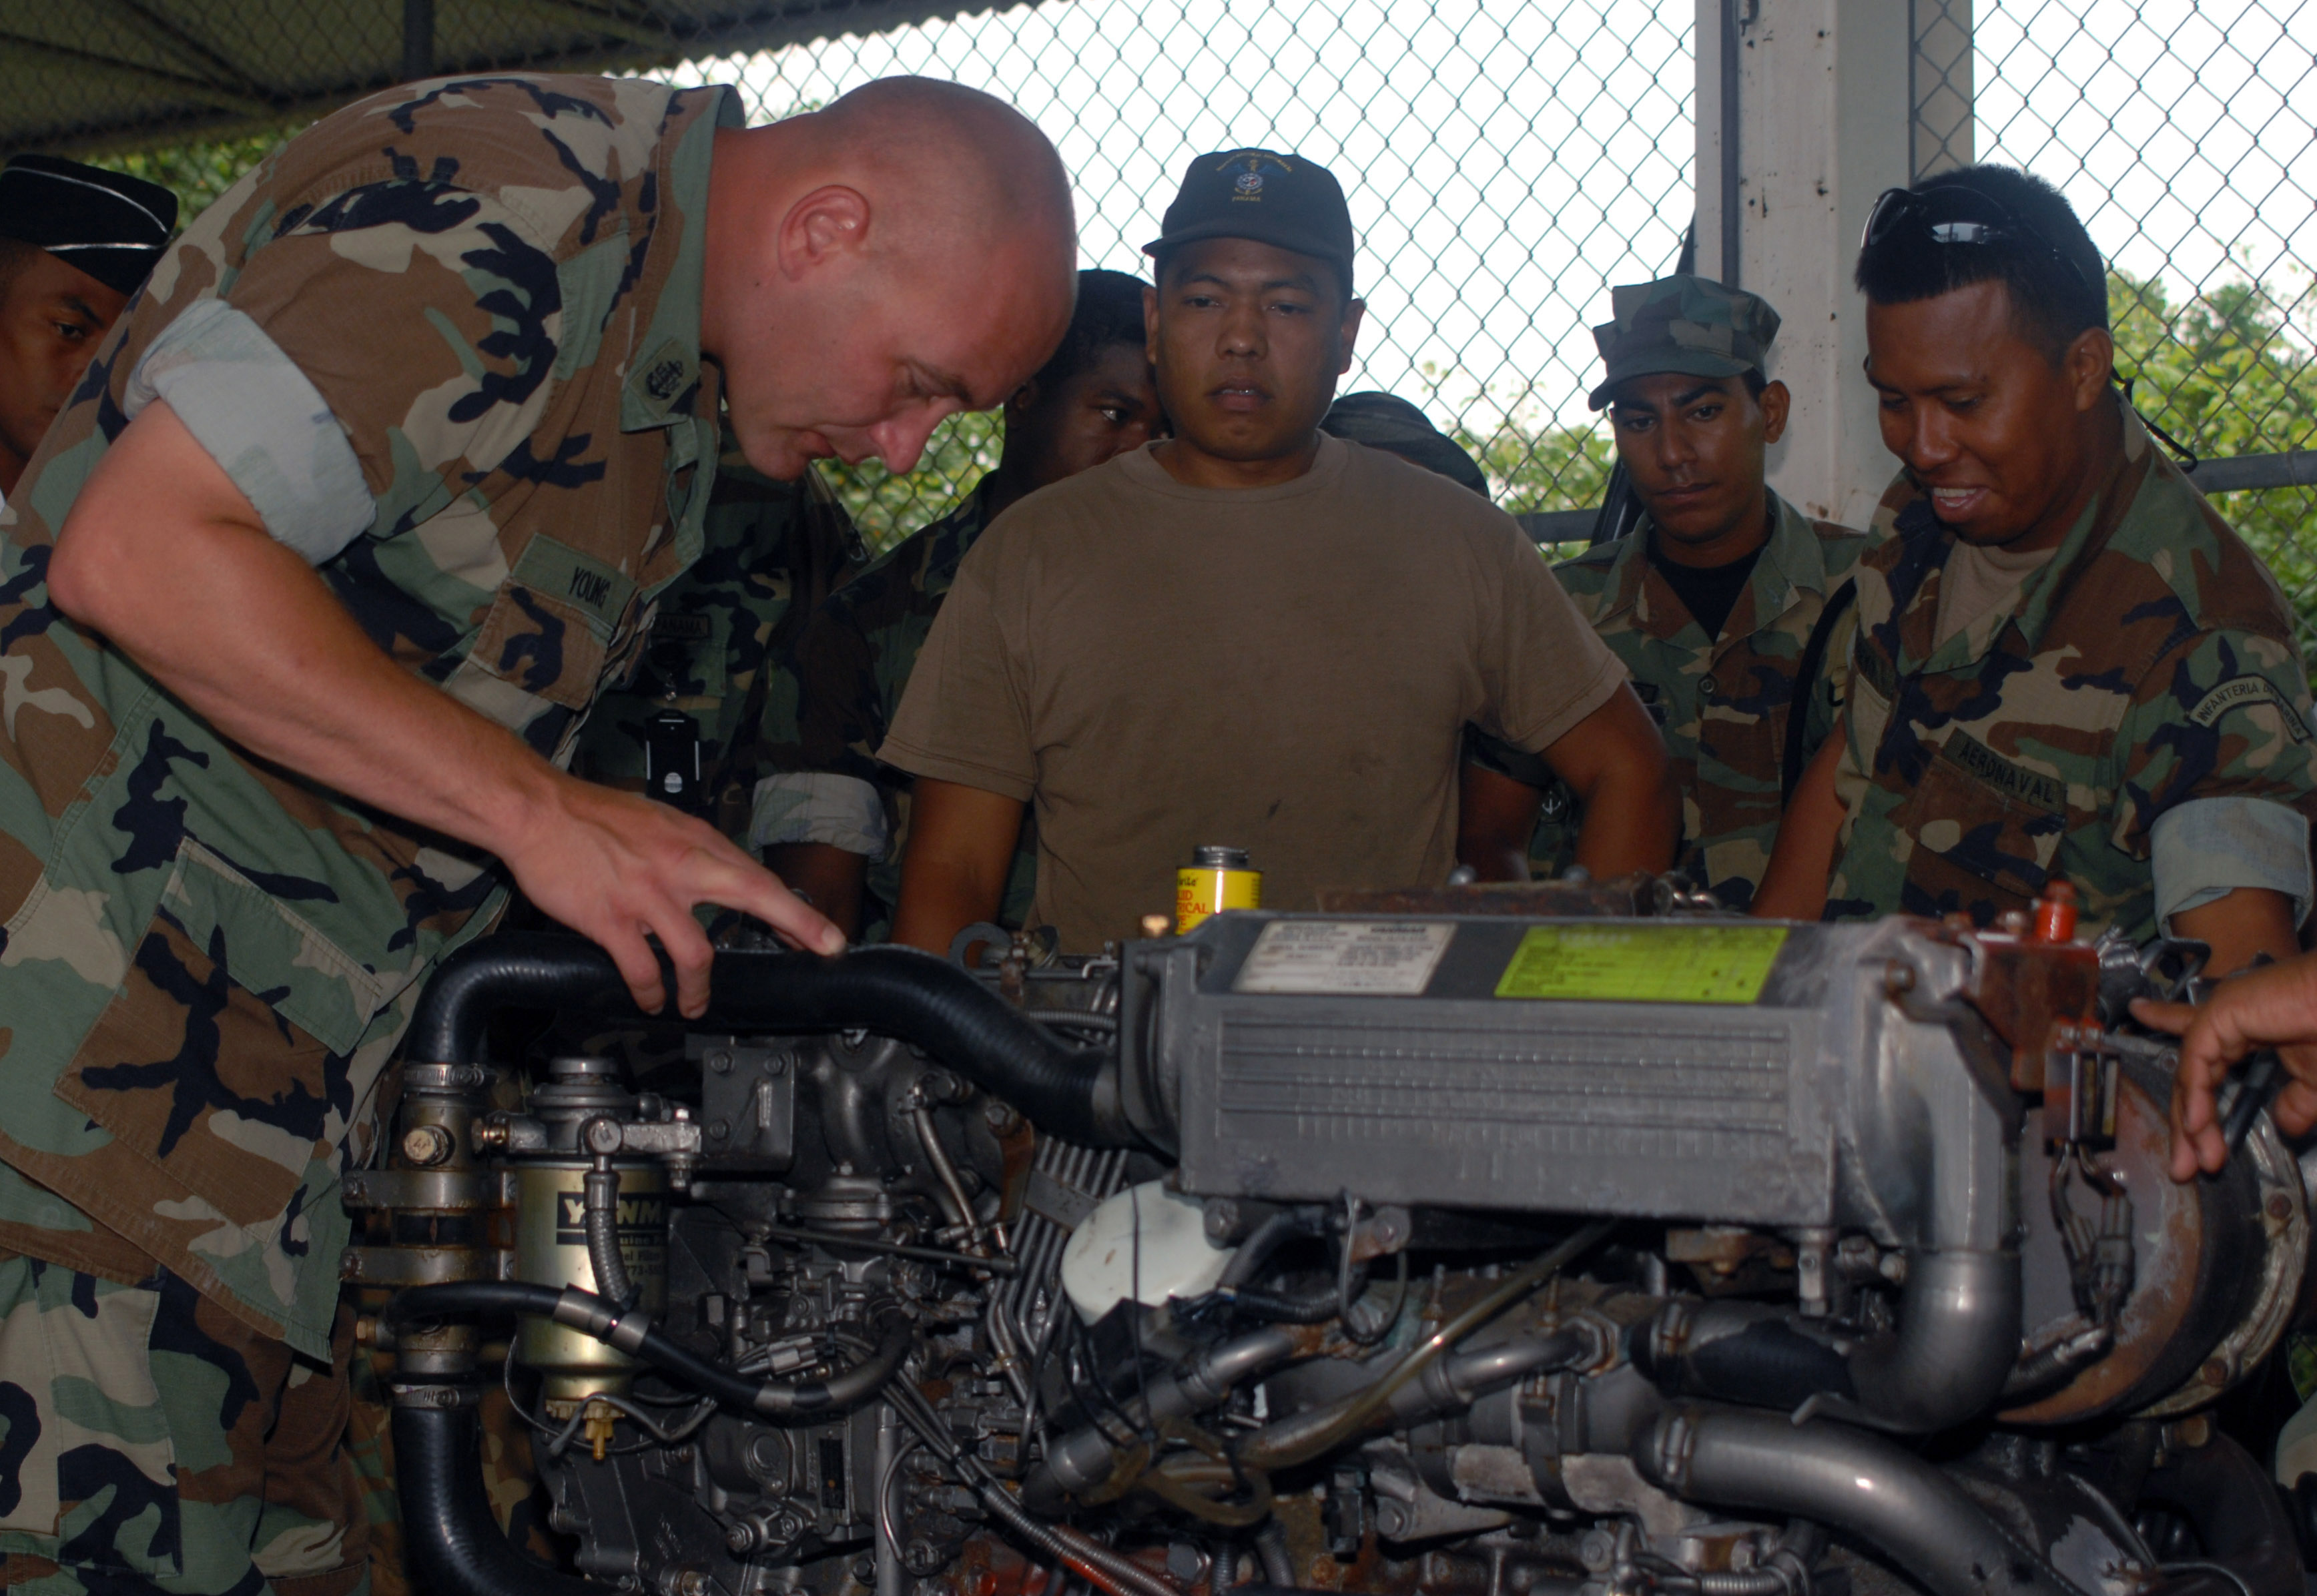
top-left (1235, 171), bottom-right (1264, 197)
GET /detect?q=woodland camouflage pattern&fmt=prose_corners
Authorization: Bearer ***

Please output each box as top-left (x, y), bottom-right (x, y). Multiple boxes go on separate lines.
top-left (575, 449), bottom-right (866, 843)
top-left (0, 73), bottom-right (738, 1362)
top-left (1469, 492), bottom-right (1866, 909)
top-left (759, 480), bottom-right (1037, 939)
top-left (0, 1256), bottom-right (366, 1594)
top-left (1827, 402), bottom-right (2317, 939)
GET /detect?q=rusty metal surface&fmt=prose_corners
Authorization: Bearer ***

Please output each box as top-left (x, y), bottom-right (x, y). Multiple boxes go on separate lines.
top-left (2003, 1068), bottom-right (2212, 1424)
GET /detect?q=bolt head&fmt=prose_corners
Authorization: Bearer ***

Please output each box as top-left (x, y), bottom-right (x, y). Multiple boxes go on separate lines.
top-left (2268, 1193), bottom-right (2295, 1221)
top-left (707, 1050), bottom-right (733, 1074)
top-left (725, 1521), bottom-right (757, 1553)
top-left (401, 1124), bottom-right (454, 1167)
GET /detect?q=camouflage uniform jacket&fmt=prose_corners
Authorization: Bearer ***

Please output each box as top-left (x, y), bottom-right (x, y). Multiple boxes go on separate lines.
top-left (0, 74), bottom-right (737, 1358)
top-left (755, 478), bottom-right (1037, 939)
top-left (575, 449), bottom-right (867, 843)
top-left (1826, 402), bottom-right (2317, 941)
top-left (1471, 491), bottom-right (1867, 908)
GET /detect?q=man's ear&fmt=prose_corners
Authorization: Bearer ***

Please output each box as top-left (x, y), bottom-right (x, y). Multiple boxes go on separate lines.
top-left (1143, 284), bottom-right (1162, 369)
top-left (1337, 296), bottom-right (1367, 374)
top-left (1758, 379), bottom-right (1792, 446)
top-left (2065, 325), bottom-right (2115, 414)
top-left (777, 185), bottom-right (872, 282)
top-left (1006, 378), bottom-right (1041, 420)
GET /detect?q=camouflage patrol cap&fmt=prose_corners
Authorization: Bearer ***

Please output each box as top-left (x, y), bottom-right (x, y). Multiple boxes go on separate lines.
top-left (1587, 274), bottom-right (1780, 411)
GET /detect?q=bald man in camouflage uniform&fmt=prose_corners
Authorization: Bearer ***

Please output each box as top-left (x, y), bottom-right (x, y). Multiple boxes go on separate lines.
top-left (0, 70), bottom-right (1075, 1592)
top-left (1464, 276), bottom-right (1867, 909)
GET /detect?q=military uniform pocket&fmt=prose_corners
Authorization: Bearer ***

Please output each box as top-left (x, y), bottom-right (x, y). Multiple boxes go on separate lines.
top-left (1891, 731), bottom-right (2068, 921)
top-left (0, 1256), bottom-right (178, 1575)
top-left (53, 841), bottom-right (350, 1234)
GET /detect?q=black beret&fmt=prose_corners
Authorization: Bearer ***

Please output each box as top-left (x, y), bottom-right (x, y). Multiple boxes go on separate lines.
top-left (0, 154), bottom-right (178, 296)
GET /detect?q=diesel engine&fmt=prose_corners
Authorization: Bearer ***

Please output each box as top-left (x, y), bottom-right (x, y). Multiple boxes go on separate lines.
top-left (353, 886), bottom-right (2316, 1596)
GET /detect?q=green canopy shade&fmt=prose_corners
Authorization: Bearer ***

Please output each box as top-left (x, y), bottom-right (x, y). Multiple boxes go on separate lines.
top-left (0, 0), bottom-right (1022, 154)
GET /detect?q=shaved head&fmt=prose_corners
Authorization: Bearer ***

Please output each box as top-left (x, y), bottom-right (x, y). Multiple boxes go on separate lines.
top-left (702, 76), bottom-right (1079, 480)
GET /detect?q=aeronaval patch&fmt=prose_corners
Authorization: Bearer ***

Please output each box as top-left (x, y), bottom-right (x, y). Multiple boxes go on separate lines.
top-left (2189, 675), bottom-right (2313, 745)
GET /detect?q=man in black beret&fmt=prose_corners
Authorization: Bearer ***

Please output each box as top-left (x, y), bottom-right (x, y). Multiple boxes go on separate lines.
top-left (0, 153), bottom-right (176, 501)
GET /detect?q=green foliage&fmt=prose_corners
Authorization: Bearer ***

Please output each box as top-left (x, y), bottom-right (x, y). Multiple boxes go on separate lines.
top-left (821, 410), bottom-right (1004, 554)
top-left (2111, 267), bottom-right (2317, 646)
top-left (89, 131), bottom-right (290, 224)
top-left (1421, 364), bottom-right (1615, 519)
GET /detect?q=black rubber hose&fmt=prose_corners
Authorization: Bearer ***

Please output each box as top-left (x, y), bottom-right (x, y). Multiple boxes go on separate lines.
top-left (581, 1163), bottom-right (636, 1310)
top-left (394, 1399), bottom-right (597, 1596)
top-left (386, 1280), bottom-right (912, 1419)
top-left (402, 930), bottom-right (1137, 1147)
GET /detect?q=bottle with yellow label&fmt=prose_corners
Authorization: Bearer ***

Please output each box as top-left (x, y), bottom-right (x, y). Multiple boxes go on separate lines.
top-left (1175, 845), bottom-right (1261, 932)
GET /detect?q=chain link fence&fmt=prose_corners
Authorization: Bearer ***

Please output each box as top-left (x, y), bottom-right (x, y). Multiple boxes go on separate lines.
top-left (3, 1), bottom-right (2310, 584)
top-left (1967, 0), bottom-right (2317, 641)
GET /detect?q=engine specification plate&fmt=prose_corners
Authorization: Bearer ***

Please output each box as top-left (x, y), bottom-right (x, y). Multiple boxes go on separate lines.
top-left (1234, 920), bottom-right (1456, 995)
top-left (1493, 923), bottom-right (1788, 1004)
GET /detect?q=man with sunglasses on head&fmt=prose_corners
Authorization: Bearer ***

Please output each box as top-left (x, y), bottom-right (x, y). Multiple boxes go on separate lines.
top-left (1755, 165), bottom-right (2317, 977)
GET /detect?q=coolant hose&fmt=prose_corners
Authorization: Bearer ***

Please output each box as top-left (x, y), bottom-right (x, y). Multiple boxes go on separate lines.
top-left (402, 929), bottom-right (1140, 1146)
top-left (1639, 1250), bottom-right (2020, 1434)
top-left (1636, 1405), bottom-right (2093, 1596)
top-left (386, 1280), bottom-right (912, 1418)
top-left (394, 1397), bottom-right (597, 1596)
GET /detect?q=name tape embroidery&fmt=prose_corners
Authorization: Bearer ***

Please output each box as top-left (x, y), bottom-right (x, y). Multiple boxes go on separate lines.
top-left (1942, 729), bottom-right (2066, 813)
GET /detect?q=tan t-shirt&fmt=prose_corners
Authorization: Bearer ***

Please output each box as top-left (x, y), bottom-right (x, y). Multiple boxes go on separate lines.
top-left (880, 435), bottom-right (1628, 949)
top-left (1932, 537), bottom-right (2061, 647)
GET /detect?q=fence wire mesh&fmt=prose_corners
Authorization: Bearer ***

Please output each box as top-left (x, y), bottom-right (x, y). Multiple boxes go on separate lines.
top-left (3, 1), bottom-right (2310, 584)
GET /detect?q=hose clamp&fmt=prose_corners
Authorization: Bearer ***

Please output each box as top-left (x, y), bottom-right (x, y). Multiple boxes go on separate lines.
top-left (609, 1308), bottom-right (653, 1353)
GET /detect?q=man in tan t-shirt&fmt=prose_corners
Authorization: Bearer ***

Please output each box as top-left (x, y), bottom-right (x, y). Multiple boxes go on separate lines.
top-left (881, 147), bottom-right (1677, 952)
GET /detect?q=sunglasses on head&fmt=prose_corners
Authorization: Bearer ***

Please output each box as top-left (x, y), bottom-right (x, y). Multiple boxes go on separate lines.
top-left (1861, 185), bottom-right (2101, 302)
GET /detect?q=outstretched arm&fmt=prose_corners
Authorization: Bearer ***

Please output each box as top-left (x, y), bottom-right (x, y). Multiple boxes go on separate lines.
top-left (1532, 685), bottom-right (1678, 879)
top-left (1457, 763), bottom-right (1544, 882)
top-left (2133, 949), bottom-right (2317, 1180)
top-left (1752, 731), bottom-right (1846, 919)
top-left (890, 778), bottom-right (1026, 955)
top-left (45, 399), bottom-right (842, 1017)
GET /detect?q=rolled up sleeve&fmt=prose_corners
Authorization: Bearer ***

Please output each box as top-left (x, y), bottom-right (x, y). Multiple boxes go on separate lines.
top-left (2151, 795), bottom-right (2313, 934)
top-left (122, 298), bottom-right (374, 563)
top-left (749, 771), bottom-right (890, 857)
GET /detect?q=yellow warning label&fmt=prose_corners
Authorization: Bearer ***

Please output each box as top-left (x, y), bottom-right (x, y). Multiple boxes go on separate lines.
top-left (1494, 924), bottom-right (1788, 1004)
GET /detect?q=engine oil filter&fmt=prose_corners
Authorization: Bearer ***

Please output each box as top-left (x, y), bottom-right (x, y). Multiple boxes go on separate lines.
top-left (1176, 845), bottom-right (1260, 933)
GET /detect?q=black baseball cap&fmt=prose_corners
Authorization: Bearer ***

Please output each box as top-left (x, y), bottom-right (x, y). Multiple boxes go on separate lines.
top-left (1143, 148), bottom-right (1356, 295)
top-left (0, 155), bottom-right (178, 296)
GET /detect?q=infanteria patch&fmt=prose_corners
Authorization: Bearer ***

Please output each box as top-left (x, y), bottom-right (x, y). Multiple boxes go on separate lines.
top-left (2190, 675), bottom-right (2314, 744)
top-left (1941, 729), bottom-right (2066, 813)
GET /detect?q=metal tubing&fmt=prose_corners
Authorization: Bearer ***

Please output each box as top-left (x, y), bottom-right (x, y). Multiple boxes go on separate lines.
top-left (1636, 1406), bottom-right (2091, 1596)
top-left (1848, 1250), bottom-right (2021, 1432)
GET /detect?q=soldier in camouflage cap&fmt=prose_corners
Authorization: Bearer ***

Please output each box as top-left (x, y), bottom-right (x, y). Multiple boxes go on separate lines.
top-left (1462, 274), bottom-right (1870, 908)
top-left (753, 269), bottom-right (1163, 941)
top-left (1756, 165), bottom-right (2317, 976)
top-left (0, 73), bottom-right (1076, 1591)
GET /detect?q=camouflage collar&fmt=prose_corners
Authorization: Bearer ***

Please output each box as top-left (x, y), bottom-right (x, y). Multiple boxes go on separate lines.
top-left (1899, 394), bottom-right (2149, 672)
top-left (1596, 487), bottom-right (1828, 645)
top-left (621, 84), bottom-right (743, 434)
